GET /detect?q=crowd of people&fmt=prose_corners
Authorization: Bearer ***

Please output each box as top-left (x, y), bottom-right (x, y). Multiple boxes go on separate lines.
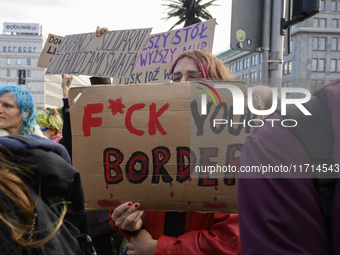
top-left (0, 25), bottom-right (339, 255)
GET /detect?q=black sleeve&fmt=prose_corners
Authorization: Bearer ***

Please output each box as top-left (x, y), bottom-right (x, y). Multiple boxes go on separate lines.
top-left (60, 98), bottom-right (72, 161)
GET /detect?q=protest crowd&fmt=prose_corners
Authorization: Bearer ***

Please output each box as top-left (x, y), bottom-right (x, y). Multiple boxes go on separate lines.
top-left (1, 22), bottom-right (340, 255)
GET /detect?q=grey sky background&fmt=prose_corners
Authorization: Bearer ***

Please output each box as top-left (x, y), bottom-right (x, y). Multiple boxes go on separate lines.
top-left (0, 0), bottom-right (232, 55)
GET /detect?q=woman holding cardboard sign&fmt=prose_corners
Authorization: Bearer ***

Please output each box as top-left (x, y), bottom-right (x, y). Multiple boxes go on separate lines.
top-left (108, 48), bottom-right (241, 255)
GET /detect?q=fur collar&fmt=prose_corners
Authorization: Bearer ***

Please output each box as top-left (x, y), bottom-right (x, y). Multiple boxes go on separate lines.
top-left (0, 125), bottom-right (47, 138)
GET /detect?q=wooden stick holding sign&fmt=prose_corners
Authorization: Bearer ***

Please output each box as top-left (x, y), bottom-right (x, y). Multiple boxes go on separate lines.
top-left (69, 81), bottom-right (257, 213)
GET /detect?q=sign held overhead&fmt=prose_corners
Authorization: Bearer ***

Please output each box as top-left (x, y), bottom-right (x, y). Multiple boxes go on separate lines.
top-left (45, 27), bottom-right (152, 78)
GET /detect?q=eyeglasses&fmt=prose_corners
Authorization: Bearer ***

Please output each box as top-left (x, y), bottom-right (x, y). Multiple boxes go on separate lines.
top-left (169, 70), bottom-right (202, 83)
top-left (40, 127), bottom-right (48, 132)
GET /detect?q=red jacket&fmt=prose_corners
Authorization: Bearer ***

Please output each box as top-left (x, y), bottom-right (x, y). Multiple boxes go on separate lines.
top-left (109, 210), bottom-right (241, 255)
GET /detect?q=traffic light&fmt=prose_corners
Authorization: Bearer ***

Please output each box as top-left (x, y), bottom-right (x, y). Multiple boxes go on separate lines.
top-left (282, 0), bottom-right (320, 34)
top-left (292, 0), bottom-right (320, 20)
top-left (18, 69), bottom-right (26, 85)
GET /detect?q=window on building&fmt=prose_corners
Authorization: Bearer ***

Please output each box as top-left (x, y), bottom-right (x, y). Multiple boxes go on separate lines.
top-left (258, 70), bottom-right (261, 82)
top-left (320, 19), bottom-right (326, 28)
top-left (27, 58), bottom-right (31, 65)
top-left (331, 0), bottom-right (337, 11)
top-left (33, 47), bottom-right (37, 53)
top-left (18, 47), bottom-right (22, 52)
top-left (338, 60), bottom-right (340, 72)
top-left (332, 19), bottom-right (339, 28)
top-left (260, 53), bottom-right (263, 63)
top-left (318, 80), bottom-right (324, 88)
top-left (7, 58), bottom-right (10, 65)
top-left (331, 59), bottom-right (337, 72)
top-left (13, 47), bottom-right (17, 52)
top-left (27, 82), bottom-right (31, 89)
top-left (7, 70), bottom-right (10, 77)
top-left (3, 46), bottom-right (6, 52)
top-left (313, 18), bottom-right (319, 28)
top-left (8, 47), bottom-right (12, 52)
top-left (283, 62), bottom-right (289, 75)
top-left (23, 47), bottom-right (27, 53)
top-left (288, 61), bottom-right (292, 74)
top-left (313, 37), bottom-right (319, 50)
top-left (244, 58), bottom-right (248, 69)
top-left (28, 47), bottom-right (32, 53)
top-left (320, 38), bottom-right (326, 50)
top-left (287, 81), bottom-right (291, 87)
top-left (290, 39), bottom-right (293, 53)
top-left (312, 59), bottom-right (318, 71)
top-left (27, 70), bottom-right (31, 77)
top-left (17, 58), bottom-right (21, 65)
top-left (239, 61), bottom-right (242, 71)
top-left (332, 38), bottom-right (338, 51)
top-left (311, 80), bottom-right (317, 92)
top-left (251, 72), bottom-right (256, 83)
top-left (283, 82), bottom-right (287, 87)
top-left (243, 74), bottom-right (249, 84)
top-left (320, 0), bottom-right (325, 11)
top-left (318, 59), bottom-right (325, 72)
top-left (251, 55), bottom-right (258, 66)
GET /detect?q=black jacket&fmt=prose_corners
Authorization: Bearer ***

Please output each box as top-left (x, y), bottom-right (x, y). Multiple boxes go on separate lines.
top-left (0, 134), bottom-right (85, 255)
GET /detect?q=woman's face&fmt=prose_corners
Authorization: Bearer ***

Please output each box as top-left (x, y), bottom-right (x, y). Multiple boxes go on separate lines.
top-left (0, 92), bottom-right (24, 135)
top-left (172, 57), bottom-right (201, 83)
top-left (38, 124), bottom-right (56, 139)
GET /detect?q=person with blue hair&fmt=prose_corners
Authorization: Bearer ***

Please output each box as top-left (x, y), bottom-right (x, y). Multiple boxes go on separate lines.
top-left (0, 84), bottom-right (45, 137)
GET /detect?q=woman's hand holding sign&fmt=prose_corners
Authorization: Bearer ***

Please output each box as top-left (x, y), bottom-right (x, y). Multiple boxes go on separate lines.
top-left (96, 26), bottom-right (108, 37)
top-left (112, 202), bottom-right (144, 232)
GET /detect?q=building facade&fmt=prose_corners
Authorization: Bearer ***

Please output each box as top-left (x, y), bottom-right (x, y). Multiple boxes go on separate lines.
top-left (217, 0), bottom-right (340, 94)
top-left (0, 22), bottom-right (89, 110)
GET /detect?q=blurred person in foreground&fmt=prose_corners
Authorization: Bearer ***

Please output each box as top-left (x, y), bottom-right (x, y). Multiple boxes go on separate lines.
top-left (0, 126), bottom-right (85, 254)
top-left (238, 79), bottom-right (340, 254)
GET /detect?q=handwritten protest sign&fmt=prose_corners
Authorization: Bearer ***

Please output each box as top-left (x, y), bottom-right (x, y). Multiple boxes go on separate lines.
top-left (113, 19), bottom-right (216, 85)
top-left (69, 81), bottom-right (257, 213)
top-left (37, 34), bottom-right (63, 68)
top-left (45, 27), bottom-right (152, 78)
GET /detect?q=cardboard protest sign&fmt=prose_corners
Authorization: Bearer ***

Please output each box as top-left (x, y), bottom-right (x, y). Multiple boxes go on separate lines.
top-left (112, 19), bottom-right (216, 85)
top-left (37, 34), bottom-right (63, 68)
top-left (45, 27), bottom-right (152, 78)
top-left (69, 81), bottom-right (257, 213)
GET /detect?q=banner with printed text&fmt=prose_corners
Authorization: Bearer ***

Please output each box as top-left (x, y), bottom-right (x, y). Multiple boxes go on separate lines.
top-left (112, 19), bottom-right (216, 84)
top-left (45, 27), bottom-right (152, 78)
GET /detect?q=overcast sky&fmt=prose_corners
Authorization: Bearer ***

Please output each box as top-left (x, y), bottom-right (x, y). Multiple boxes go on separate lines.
top-left (0, 0), bottom-right (232, 55)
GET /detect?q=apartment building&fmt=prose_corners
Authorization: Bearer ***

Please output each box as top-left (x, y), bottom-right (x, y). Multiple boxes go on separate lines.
top-left (0, 22), bottom-right (90, 110)
top-left (217, 0), bottom-right (340, 93)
